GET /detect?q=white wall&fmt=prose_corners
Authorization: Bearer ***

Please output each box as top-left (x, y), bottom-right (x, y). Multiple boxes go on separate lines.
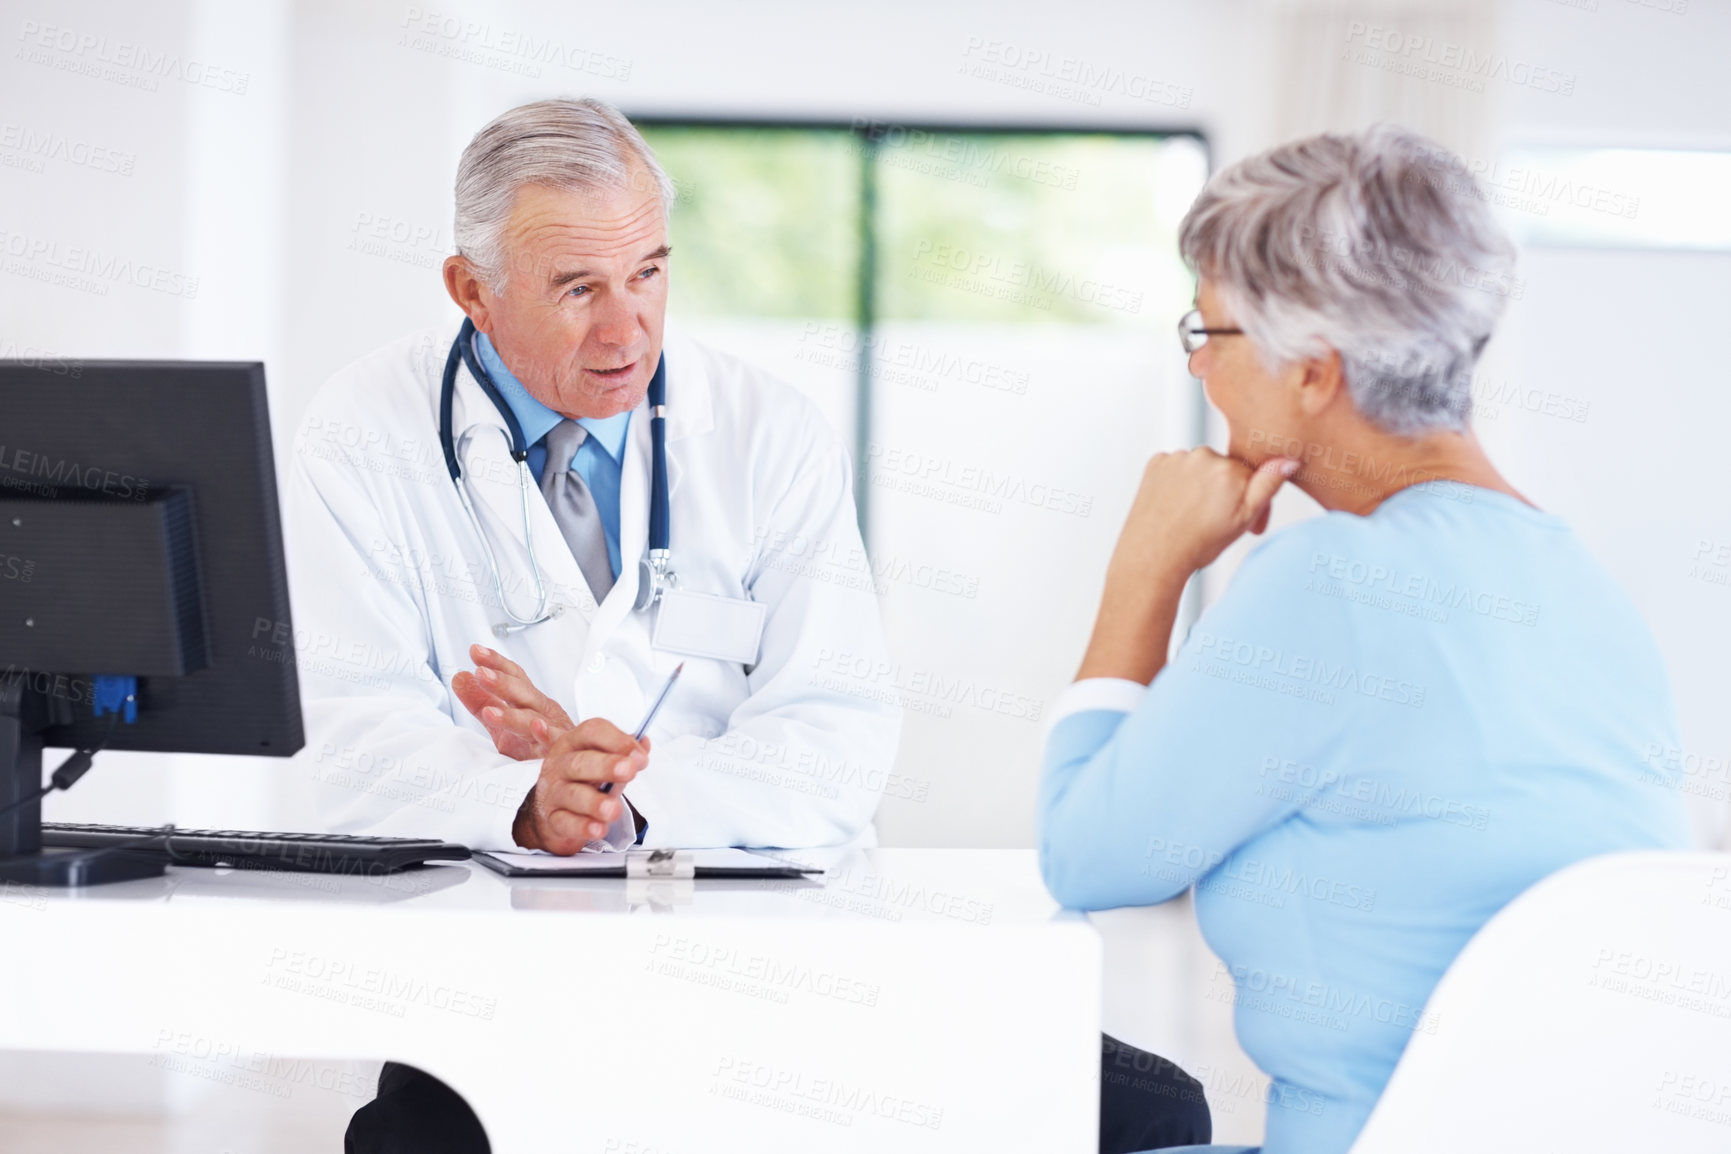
top-left (4, 0), bottom-right (1724, 849)
top-left (1488, 0), bottom-right (1731, 848)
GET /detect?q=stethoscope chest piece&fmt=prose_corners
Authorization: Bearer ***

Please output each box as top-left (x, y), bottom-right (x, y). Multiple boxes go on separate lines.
top-left (634, 550), bottom-right (676, 612)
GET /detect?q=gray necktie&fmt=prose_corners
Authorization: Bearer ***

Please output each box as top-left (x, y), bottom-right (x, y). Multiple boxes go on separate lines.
top-left (539, 419), bottom-right (615, 602)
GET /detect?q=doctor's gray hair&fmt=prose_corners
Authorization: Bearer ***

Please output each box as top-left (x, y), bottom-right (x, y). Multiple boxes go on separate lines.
top-left (453, 97), bottom-right (675, 291)
top-left (1178, 124), bottom-right (1517, 435)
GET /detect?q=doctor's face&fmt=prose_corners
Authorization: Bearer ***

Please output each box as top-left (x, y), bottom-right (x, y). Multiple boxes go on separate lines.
top-left (450, 176), bottom-right (669, 421)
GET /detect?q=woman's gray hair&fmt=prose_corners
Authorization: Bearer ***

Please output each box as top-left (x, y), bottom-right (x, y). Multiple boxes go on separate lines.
top-left (1178, 124), bottom-right (1517, 434)
top-left (453, 97), bottom-right (674, 291)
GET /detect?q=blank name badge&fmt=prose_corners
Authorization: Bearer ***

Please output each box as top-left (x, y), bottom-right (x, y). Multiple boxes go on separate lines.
top-left (651, 588), bottom-right (767, 665)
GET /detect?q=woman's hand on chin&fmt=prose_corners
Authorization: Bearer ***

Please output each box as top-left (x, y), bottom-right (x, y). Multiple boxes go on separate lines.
top-left (1077, 448), bottom-right (1298, 684)
top-left (1113, 447), bottom-right (1300, 582)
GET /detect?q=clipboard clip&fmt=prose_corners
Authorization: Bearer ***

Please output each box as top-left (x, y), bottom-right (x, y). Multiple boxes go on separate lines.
top-left (626, 848), bottom-right (694, 879)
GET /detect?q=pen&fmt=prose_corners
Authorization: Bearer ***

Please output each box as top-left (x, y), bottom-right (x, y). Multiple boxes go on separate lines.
top-left (600, 662), bottom-right (683, 795)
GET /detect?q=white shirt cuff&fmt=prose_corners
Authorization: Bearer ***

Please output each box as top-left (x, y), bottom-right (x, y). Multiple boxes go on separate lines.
top-left (1046, 678), bottom-right (1148, 732)
top-left (586, 792), bottom-right (640, 852)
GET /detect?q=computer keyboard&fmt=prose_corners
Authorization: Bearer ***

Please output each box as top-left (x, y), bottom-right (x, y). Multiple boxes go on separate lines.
top-left (39, 823), bottom-right (471, 875)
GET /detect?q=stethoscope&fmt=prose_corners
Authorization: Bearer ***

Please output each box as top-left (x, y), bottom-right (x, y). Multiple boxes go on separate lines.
top-left (438, 317), bottom-right (675, 638)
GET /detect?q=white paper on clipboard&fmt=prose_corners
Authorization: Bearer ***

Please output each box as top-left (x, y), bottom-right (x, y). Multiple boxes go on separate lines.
top-left (477, 847), bottom-right (814, 876)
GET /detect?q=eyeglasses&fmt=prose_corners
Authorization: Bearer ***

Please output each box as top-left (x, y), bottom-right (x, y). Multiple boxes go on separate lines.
top-left (1178, 308), bottom-right (1244, 355)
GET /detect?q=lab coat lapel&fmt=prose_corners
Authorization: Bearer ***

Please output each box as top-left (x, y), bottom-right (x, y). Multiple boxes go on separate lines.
top-left (450, 363), bottom-right (525, 551)
top-left (660, 329), bottom-right (714, 507)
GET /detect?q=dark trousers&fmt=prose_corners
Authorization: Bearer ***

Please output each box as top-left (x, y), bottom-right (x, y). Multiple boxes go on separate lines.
top-left (348, 1035), bottom-right (1209, 1153)
top-left (1099, 1033), bottom-right (1211, 1153)
top-left (345, 1061), bottom-right (492, 1154)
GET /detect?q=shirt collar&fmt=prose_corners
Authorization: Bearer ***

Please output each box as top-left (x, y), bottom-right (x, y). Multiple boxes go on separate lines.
top-left (474, 331), bottom-right (632, 462)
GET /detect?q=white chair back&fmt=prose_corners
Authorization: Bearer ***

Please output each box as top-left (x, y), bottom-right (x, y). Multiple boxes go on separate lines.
top-left (1351, 851), bottom-right (1731, 1153)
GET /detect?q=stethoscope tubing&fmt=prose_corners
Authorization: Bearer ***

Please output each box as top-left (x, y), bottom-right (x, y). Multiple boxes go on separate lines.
top-left (437, 318), bottom-right (672, 633)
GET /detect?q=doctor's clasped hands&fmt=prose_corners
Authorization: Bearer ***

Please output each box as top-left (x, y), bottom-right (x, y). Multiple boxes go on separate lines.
top-left (453, 643), bottom-right (644, 853)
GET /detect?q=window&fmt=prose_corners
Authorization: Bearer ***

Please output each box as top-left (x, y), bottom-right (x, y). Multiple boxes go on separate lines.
top-left (638, 119), bottom-right (1208, 845)
top-left (1493, 146), bottom-right (1731, 250)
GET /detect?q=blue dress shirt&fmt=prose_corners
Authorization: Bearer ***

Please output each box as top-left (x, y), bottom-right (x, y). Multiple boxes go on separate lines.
top-left (474, 331), bottom-right (631, 578)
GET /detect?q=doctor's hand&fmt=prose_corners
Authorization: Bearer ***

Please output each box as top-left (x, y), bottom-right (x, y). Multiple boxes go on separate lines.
top-left (454, 644), bottom-right (575, 760)
top-left (511, 719), bottom-right (651, 855)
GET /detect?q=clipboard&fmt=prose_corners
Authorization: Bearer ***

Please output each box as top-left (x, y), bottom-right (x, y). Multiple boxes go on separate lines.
top-left (473, 847), bottom-right (821, 880)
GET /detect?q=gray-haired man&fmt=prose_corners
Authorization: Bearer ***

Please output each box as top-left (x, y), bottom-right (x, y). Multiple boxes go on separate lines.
top-left (289, 95), bottom-right (904, 1149)
top-left (305, 98), bottom-right (1208, 1154)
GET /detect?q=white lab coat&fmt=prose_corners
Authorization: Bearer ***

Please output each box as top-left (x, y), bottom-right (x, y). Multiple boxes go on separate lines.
top-left (283, 322), bottom-right (900, 850)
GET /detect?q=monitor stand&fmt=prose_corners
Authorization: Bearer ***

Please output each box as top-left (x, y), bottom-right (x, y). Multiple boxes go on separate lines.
top-left (0, 677), bottom-right (165, 887)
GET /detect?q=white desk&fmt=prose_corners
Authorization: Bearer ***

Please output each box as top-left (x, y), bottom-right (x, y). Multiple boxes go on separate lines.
top-left (0, 849), bottom-right (1101, 1152)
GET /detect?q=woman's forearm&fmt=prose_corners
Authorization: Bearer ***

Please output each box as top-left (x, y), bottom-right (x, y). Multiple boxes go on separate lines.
top-left (1076, 565), bottom-right (1191, 685)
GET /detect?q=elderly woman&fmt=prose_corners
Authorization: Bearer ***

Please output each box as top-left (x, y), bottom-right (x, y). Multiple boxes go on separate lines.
top-left (1039, 124), bottom-right (1690, 1154)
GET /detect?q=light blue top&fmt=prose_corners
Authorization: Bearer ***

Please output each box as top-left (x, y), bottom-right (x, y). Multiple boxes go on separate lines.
top-left (475, 331), bottom-right (631, 578)
top-left (1038, 482), bottom-right (1690, 1154)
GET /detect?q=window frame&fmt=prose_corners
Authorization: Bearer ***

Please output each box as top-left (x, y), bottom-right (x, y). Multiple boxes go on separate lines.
top-left (629, 114), bottom-right (1212, 538)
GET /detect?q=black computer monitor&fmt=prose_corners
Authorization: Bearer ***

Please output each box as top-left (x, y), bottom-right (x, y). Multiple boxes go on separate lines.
top-left (0, 359), bottom-right (303, 885)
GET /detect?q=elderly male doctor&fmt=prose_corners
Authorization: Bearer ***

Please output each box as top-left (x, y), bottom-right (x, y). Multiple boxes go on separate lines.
top-left (289, 98), bottom-right (898, 856)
